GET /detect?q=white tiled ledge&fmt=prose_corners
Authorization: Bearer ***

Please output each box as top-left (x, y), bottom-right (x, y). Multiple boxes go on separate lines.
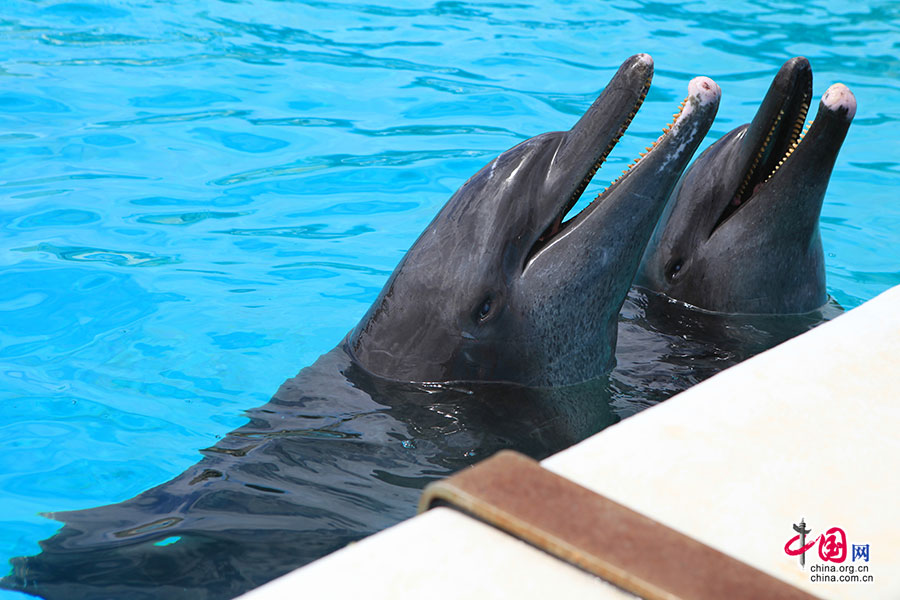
top-left (242, 285), bottom-right (900, 600)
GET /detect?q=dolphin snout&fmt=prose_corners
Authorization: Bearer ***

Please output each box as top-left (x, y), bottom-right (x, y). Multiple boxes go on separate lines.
top-left (688, 76), bottom-right (721, 106)
top-left (635, 53), bottom-right (653, 68)
top-left (821, 83), bottom-right (857, 120)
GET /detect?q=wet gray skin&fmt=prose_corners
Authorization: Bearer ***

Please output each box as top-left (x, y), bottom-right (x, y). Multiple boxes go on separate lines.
top-left (637, 57), bottom-right (856, 314)
top-left (350, 55), bottom-right (721, 386)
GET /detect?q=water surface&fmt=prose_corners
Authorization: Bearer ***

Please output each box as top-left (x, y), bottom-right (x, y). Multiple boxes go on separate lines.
top-left (1, 1), bottom-right (898, 597)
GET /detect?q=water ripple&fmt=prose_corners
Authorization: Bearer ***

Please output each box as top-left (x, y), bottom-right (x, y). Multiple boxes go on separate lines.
top-left (39, 32), bottom-right (153, 46)
top-left (406, 75), bottom-right (636, 117)
top-left (15, 243), bottom-right (181, 268)
top-left (286, 200), bottom-right (419, 217)
top-left (272, 261), bottom-right (392, 277)
top-left (214, 224), bottom-right (375, 239)
top-left (248, 116), bottom-right (354, 129)
top-left (94, 109), bottom-right (251, 128)
top-left (135, 211), bottom-right (251, 226)
top-left (203, 14), bottom-right (443, 51)
top-left (16, 209), bottom-right (100, 229)
top-left (192, 127), bottom-right (289, 153)
top-left (20, 45), bottom-right (491, 81)
top-left (0, 173), bottom-right (146, 189)
top-left (213, 148), bottom-right (491, 186)
top-left (130, 89), bottom-right (240, 109)
top-left (849, 161), bottom-right (900, 174)
top-left (41, 3), bottom-right (130, 21)
top-left (246, 116), bottom-right (522, 139)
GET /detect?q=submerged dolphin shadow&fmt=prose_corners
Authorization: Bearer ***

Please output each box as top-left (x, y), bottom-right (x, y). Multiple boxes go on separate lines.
top-left (611, 286), bottom-right (842, 410)
top-left (9, 346), bottom-right (618, 600)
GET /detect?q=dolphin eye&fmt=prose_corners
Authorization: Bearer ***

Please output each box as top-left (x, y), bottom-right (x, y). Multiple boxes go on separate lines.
top-left (667, 259), bottom-right (684, 281)
top-left (477, 297), bottom-right (492, 321)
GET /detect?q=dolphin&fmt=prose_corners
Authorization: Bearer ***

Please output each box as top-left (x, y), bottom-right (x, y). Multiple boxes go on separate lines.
top-left (636, 57), bottom-right (856, 314)
top-left (2, 56), bottom-right (721, 600)
top-left (351, 56), bottom-right (721, 386)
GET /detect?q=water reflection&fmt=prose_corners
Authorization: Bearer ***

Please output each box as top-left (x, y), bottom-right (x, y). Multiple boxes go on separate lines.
top-left (4, 345), bottom-right (618, 599)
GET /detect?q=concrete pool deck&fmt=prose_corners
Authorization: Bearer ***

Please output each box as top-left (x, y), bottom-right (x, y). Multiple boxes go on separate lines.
top-left (240, 285), bottom-right (900, 600)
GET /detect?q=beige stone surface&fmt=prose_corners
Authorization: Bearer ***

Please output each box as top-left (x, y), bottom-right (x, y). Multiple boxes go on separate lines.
top-left (238, 507), bottom-right (634, 599)
top-left (544, 285), bottom-right (900, 599)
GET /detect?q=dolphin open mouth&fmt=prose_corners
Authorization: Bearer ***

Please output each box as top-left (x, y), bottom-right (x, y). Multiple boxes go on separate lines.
top-left (527, 75), bottom-right (716, 267)
top-left (526, 72), bottom-right (652, 265)
top-left (712, 58), bottom-right (813, 232)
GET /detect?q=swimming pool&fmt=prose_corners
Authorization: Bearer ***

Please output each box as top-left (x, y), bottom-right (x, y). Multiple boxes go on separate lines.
top-left (1, 1), bottom-right (898, 597)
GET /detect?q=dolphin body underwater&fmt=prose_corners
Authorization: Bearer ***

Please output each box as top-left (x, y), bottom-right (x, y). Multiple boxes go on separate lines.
top-left (614, 57), bottom-right (855, 401)
top-left (3, 56), bottom-right (722, 600)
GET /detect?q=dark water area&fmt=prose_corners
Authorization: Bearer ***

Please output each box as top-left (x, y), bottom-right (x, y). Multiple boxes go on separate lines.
top-left (3, 288), bottom-right (838, 599)
top-left (6, 347), bottom-right (617, 599)
top-left (610, 287), bottom-right (843, 417)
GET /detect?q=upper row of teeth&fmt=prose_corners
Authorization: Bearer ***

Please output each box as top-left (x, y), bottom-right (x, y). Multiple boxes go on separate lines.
top-left (566, 81), bottom-right (651, 209)
top-left (592, 96), bottom-right (688, 200)
top-left (735, 111), bottom-right (784, 200)
top-left (635, 101), bottom-right (686, 163)
top-left (762, 102), bottom-right (811, 184)
top-left (734, 100), bottom-right (810, 200)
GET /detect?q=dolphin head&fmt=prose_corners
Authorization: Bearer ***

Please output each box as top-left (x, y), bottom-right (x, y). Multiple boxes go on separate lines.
top-left (349, 55), bottom-right (720, 386)
top-left (637, 57), bottom-right (856, 314)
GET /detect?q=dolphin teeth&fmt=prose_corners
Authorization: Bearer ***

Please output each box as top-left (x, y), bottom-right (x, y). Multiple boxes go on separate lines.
top-left (595, 86), bottom-right (694, 201)
top-left (573, 74), bottom-right (654, 217)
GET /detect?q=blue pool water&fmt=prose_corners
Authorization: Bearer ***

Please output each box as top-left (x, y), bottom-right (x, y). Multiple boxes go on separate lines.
top-left (0, 1), bottom-right (898, 595)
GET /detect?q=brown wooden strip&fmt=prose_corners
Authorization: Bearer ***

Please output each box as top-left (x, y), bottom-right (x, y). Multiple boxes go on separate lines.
top-left (419, 450), bottom-right (819, 600)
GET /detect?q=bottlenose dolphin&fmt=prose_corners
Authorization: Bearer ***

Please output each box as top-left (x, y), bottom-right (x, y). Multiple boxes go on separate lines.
top-left (350, 57), bottom-right (722, 386)
top-left (637, 57), bottom-right (856, 314)
top-left (3, 56), bottom-right (721, 600)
